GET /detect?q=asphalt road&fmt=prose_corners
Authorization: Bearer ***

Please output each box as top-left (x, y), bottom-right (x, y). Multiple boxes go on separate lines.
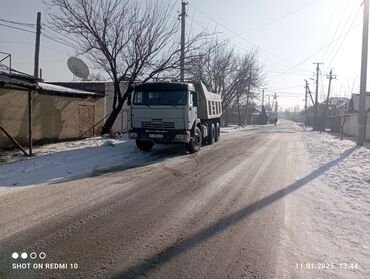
top-left (0, 122), bottom-right (305, 279)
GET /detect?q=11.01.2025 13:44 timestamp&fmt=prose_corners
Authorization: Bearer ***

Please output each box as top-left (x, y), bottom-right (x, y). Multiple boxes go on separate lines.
top-left (295, 262), bottom-right (359, 270)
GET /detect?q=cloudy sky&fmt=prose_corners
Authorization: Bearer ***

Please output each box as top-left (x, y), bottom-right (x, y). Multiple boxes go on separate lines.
top-left (0, 0), bottom-right (365, 109)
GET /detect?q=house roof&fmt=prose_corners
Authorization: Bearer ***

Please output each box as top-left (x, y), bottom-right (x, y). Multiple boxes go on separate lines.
top-left (39, 82), bottom-right (104, 98)
top-left (0, 74), bottom-right (38, 91)
top-left (46, 81), bottom-right (106, 95)
top-left (0, 72), bottom-right (104, 98)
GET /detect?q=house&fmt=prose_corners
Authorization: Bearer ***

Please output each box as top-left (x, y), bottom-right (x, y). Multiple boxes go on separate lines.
top-left (223, 103), bottom-right (260, 125)
top-left (0, 69), bottom-right (104, 149)
top-left (328, 93), bottom-right (370, 140)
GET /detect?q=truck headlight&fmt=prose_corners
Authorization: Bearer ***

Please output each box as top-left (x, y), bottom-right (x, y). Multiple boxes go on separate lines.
top-left (175, 132), bottom-right (190, 141)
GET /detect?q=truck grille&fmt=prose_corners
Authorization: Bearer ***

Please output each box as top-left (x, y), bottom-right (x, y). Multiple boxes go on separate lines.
top-left (163, 122), bottom-right (175, 129)
top-left (141, 121), bottom-right (175, 129)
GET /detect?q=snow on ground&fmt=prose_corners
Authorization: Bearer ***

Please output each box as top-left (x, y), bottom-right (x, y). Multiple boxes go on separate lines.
top-left (220, 124), bottom-right (258, 133)
top-left (296, 128), bottom-right (370, 278)
top-left (0, 135), bottom-right (138, 188)
top-left (301, 130), bottom-right (370, 215)
top-left (0, 126), bottom-right (248, 188)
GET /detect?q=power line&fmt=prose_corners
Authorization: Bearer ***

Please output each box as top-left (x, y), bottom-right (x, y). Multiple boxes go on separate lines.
top-left (0, 22), bottom-right (35, 34)
top-left (268, 22), bottom-right (361, 83)
top-left (327, 5), bottom-right (362, 68)
top-left (321, 1), bottom-right (357, 62)
top-left (186, 13), bottom-right (289, 67)
top-left (269, 83), bottom-right (304, 90)
top-left (0, 18), bottom-right (35, 27)
top-left (319, 1), bottom-right (340, 51)
top-left (0, 40), bottom-right (33, 45)
top-left (235, 0), bottom-right (317, 35)
top-left (188, 3), bottom-right (291, 65)
top-left (41, 33), bottom-right (75, 48)
top-left (42, 23), bottom-right (80, 45)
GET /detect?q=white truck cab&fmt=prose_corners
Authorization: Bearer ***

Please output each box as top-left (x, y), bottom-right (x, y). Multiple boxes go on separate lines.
top-left (128, 81), bottom-right (222, 153)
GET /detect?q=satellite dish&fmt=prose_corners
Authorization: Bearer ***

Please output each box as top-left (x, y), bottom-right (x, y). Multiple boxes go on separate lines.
top-left (67, 57), bottom-right (89, 79)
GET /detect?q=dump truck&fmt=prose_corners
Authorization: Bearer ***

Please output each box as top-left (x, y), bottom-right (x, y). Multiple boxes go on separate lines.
top-left (128, 81), bottom-right (222, 153)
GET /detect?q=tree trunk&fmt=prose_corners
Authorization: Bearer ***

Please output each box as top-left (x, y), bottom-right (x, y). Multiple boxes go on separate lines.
top-left (101, 100), bottom-right (125, 135)
top-left (237, 96), bottom-right (241, 126)
top-left (244, 94), bottom-right (250, 126)
top-left (224, 107), bottom-right (229, 126)
top-left (101, 84), bottom-right (134, 135)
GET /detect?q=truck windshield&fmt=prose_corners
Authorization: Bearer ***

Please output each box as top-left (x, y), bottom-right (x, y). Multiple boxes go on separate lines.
top-left (133, 91), bottom-right (187, 106)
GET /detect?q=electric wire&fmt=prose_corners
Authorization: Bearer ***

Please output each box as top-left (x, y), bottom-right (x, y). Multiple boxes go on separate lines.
top-left (321, 0), bottom-right (356, 62)
top-left (0, 22), bottom-right (35, 34)
top-left (188, 3), bottom-right (291, 65)
top-left (326, 5), bottom-right (362, 68)
top-left (268, 21), bottom-right (361, 83)
top-left (0, 18), bottom-right (35, 27)
top-left (186, 8), bottom-right (290, 67)
top-left (235, 0), bottom-right (317, 35)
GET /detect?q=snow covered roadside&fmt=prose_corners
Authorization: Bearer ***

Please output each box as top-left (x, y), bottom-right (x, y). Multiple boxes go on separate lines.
top-left (0, 126), bottom-right (251, 189)
top-left (220, 124), bottom-right (258, 133)
top-left (295, 129), bottom-right (370, 278)
top-left (301, 130), bottom-right (370, 215)
top-left (0, 135), bottom-right (140, 188)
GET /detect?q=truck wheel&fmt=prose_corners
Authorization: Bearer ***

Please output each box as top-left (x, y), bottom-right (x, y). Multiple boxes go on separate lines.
top-left (208, 124), bottom-right (215, 145)
top-left (215, 122), bottom-right (220, 142)
top-left (136, 140), bottom-right (153, 151)
top-left (187, 127), bottom-right (202, 153)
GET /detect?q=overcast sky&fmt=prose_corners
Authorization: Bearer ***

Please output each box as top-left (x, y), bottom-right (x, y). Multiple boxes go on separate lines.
top-left (0, 0), bottom-right (365, 109)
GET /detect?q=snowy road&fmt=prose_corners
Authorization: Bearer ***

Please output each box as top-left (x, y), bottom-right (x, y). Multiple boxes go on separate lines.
top-left (0, 121), bottom-right (369, 278)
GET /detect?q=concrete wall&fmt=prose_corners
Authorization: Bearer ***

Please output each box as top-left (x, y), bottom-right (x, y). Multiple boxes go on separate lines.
top-left (104, 82), bottom-right (129, 133)
top-left (0, 88), bottom-right (104, 148)
top-left (342, 112), bottom-right (370, 140)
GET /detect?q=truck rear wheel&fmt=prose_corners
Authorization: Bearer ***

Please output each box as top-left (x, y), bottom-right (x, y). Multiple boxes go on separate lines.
top-left (187, 127), bottom-right (202, 153)
top-left (136, 140), bottom-right (154, 151)
top-left (215, 122), bottom-right (220, 142)
top-left (208, 124), bottom-right (215, 145)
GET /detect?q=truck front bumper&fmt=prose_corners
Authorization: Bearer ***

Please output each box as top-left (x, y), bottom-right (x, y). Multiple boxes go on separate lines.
top-left (128, 129), bottom-right (191, 143)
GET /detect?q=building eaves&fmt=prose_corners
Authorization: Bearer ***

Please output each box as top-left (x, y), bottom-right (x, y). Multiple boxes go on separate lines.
top-left (0, 74), bottom-right (38, 91)
top-left (38, 82), bottom-right (104, 98)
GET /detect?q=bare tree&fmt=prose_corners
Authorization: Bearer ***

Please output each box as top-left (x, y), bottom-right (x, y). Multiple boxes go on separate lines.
top-left (188, 40), bottom-right (263, 125)
top-left (46, 0), bottom-right (208, 133)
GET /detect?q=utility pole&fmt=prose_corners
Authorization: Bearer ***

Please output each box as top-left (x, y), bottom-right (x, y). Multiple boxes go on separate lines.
top-left (306, 80), bottom-right (314, 105)
top-left (358, 0), bottom-right (369, 145)
top-left (313, 62), bottom-right (323, 130)
top-left (244, 68), bottom-right (252, 126)
top-left (29, 12), bottom-right (41, 156)
top-left (179, 1), bottom-right (187, 82)
top-left (261, 87), bottom-right (267, 110)
top-left (274, 94), bottom-right (278, 115)
top-left (322, 69), bottom-right (336, 131)
top-left (304, 80), bottom-right (308, 127)
top-left (271, 95), bottom-right (275, 113)
top-left (33, 12), bottom-right (41, 78)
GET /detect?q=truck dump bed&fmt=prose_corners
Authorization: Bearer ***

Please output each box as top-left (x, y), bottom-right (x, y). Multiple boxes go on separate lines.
top-left (193, 82), bottom-right (222, 120)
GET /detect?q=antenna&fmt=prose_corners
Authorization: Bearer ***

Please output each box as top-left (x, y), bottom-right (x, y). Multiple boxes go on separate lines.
top-left (67, 57), bottom-right (89, 79)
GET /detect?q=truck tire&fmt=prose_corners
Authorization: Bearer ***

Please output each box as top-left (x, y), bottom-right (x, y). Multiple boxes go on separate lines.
top-left (136, 140), bottom-right (154, 151)
top-left (208, 124), bottom-right (215, 145)
top-left (215, 122), bottom-right (220, 142)
top-left (187, 127), bottom-right (202, 153)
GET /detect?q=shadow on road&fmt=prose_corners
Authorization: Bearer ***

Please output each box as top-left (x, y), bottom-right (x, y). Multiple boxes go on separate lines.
top-left (111, 146), bottom-right (357, 279)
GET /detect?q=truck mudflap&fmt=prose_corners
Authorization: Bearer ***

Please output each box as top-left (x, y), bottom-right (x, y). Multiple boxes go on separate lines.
top-left (128, 129), bottom-right (190, 143)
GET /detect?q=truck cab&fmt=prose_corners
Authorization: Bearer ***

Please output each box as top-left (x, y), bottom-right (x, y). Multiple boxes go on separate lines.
top-left (128, 81), bottom-right (222, 153)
